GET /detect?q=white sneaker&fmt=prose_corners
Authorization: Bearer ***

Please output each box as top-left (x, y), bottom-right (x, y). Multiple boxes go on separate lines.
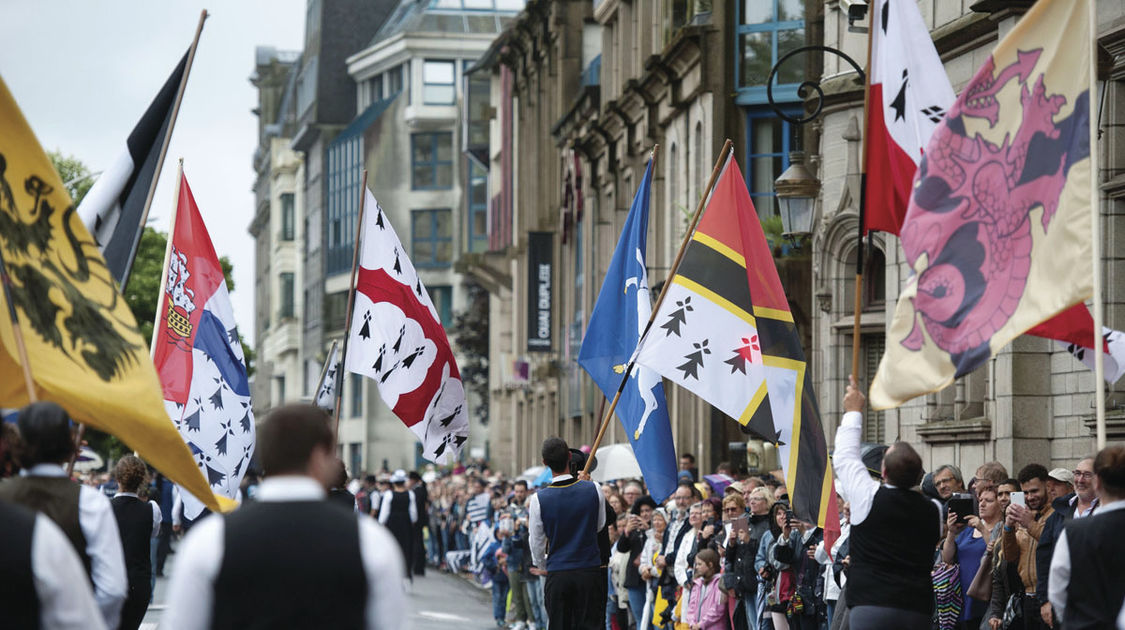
top-left (510, 623), bottom-right (526, 630)
top-left (526, 623), bottom-right (537, 630)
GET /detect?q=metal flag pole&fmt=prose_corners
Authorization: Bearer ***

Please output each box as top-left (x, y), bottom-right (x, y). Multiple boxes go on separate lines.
top-left (121, 9), bottom-right (208, 289)
top-left (851, 10), bottom-right (876, 383)
top-left (583, 140), bottom-right (733, 475)
top-left (1089, 0), bottom-right (1106, 449)
top-left (334, 170), bottom-right (369, 440)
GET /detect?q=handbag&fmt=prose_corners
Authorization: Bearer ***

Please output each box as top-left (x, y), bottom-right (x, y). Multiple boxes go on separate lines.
top-left (931, 561), bottom-right (963, 630)
top-left (1001, 591), bottom-right (1026, 630)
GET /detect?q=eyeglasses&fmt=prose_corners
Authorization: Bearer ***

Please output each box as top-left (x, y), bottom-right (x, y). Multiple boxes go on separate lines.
top-left (723, 507), bottom-right (741, 513)
top-left (1072, 470), bottom-right (1094, 480)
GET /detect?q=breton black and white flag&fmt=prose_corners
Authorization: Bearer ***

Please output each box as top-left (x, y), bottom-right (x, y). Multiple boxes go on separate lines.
top-left (315, 341), bottom-right (341, 411)
top-left (77, 51), bottom-right (188, 288)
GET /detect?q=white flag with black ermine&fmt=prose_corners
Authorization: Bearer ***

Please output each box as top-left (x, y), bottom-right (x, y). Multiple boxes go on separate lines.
top-left (344, 189), bottom-right (469, 463)
top-left (314, 341), bottom-right (340, 411)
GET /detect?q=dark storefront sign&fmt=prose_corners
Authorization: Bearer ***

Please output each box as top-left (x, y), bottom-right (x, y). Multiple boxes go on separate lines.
top-left (527, 231), bottom-right (553, 352)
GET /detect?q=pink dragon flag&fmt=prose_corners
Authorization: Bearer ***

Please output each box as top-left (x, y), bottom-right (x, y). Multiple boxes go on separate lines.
top-left (870, 0), bottom-right (1095, 410)
top-left (344, 189), bottom-right (469, 463)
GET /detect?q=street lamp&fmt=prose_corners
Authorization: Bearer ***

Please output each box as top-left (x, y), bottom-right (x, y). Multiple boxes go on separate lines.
top-left (773, 151), bottom-right (819, 239)
top-left (765, 45), bottom-right (866, 241)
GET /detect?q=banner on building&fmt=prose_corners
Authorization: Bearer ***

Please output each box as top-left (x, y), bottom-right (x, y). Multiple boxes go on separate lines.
top-left (527, 231), bottom-right (553, 353)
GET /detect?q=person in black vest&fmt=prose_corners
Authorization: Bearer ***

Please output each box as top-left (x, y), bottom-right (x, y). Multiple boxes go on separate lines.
top-left (0, 401), bottom-right (127, 629)
top-left (163, 403), bottom-right (407, 630)
top-left (529, 437), bottom-right (607, 629)
top-left (833, 376), bottom-right (940, 629)
top-left (379, 469), bottom-right (418, 582)
top-left (110, 455), bottom-right (161, 630)
top-left (408, 470), bottom-right (429, 575)
top-left (1048, 444), bottom-right (1125, 629)
top-left (328, 458), bottom-right (357, 511)
top-left (0, 497), bottom-right (108, 630)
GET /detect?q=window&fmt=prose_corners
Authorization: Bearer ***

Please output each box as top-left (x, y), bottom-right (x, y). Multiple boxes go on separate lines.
top-left (280, 193), bottom-right (295, 241)
top-left (735, 0), bottom-right (805, 101)
top-left (412, 209), bottom-right (453, 268)
top-left (429, 285), bottom-right (453, 327)
top-left (276, 375), bottom-right (286, 406)
top-left (467, 161), bottom-right (488, 253)
top-left (325, 134), bottom-right (363, 274)
top-left (349, 443), bottom-right (362, 478)
top-left (423, 60), bottom-right (456, 105)
top-left (745, 111), bottom-right (799, 219)
top-left (324, 291), bottom-right (348, 332)
top-left (279, 272), bottom-right (295, 319)
top-left (411, 133), bottom-right (453, 190)
top-left (350, 373), bottom-right (363, 418)
top-left (387, 64), bottom-right (404, 96)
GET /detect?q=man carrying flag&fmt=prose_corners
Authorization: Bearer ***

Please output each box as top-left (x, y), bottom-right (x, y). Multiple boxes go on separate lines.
top-left (634, 151), bottom-right (838, 539)
top-left (152, 172), bottom-right (255, 519)
top-left (578, 156), bottom-right (677, 503)
top-left (0, 75), bottom-right (233, 517)
top-left (345, 190), bottom-right (469, 463)
top-left (871, 0), bottom-right (1096, 409)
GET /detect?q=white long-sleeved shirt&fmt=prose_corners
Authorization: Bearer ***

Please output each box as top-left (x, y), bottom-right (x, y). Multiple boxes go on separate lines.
top-left (22, 464), bottom-right (126, 629)
top-left (378, 489), bottom-right (417, 525)
top-left (815, 520), bottom-right (850, 601)
top-left (163, 476), bottom-right (407, 630)
top-left (832, 411), bottom-right (883, 525)
top-left (528, 473), bottom-right (606, 570)
top-left (1048, 498), bottom-right (1125, 623)
top-left (28, 512), bottom-right (108, 630)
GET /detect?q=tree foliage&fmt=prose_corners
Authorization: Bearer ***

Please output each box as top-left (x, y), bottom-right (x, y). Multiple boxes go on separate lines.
top-left (48, 150), bottom-right (95, 206)
top-left (451, 282), bottom-right (489, 425)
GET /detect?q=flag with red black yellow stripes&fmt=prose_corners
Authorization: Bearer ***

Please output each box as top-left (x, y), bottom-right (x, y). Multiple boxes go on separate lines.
top-left (635, 153), bottom-right (839, 538)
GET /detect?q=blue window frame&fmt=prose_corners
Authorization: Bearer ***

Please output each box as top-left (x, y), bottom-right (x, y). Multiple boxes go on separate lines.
top-left (411, 209), bottom-right (453, 268)
top-left (429, 285), bottom-right (453, 327)
top-left (325, 135), bottom-right (363, 275)
top-left (411, 132), bottom-right (453, 190)
top-left (735, 0), bottom-right (805, 105)
top-left (467, 161), bottom-right (488, 253)
top-left (743, 107), bottom-right (799, 219)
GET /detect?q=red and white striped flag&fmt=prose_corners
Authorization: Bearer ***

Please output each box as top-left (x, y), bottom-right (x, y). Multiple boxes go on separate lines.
top-left (864, 0), bottom-right (955, 234)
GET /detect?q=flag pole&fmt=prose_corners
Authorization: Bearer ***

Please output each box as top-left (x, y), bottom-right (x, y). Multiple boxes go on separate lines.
top-left (334, 170), bottom-right (369, 440)
top-left (1090, 0), bottom-right (1106, 450)
top-left (122, 9), bottom-right (208, 288)
top-left (0, 246), bottom-right (38, 404)
top-left (150, 160), bottom-right (185, 358)
top-left (851, 9), bottom-right (876, 382)
top-left (583, 139), bottom-right (733, 474)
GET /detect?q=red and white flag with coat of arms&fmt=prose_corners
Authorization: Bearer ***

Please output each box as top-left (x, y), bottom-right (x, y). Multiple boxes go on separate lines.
top-left (153, 173), bottom-right (254, 518)
top-left (345, 189), bottom-right (469, 463)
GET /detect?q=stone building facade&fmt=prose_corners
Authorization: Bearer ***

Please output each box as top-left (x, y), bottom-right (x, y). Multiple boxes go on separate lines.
top-left (811, 0), bottom-right (1125, 475)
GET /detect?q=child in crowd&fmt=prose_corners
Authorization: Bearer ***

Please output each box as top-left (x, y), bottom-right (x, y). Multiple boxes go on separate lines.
top-left (683, 549), bottom-right (726, 630)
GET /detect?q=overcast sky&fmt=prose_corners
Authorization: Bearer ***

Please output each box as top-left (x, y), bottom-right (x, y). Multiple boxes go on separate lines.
top-left (0, 1), bottom-right (306, 346)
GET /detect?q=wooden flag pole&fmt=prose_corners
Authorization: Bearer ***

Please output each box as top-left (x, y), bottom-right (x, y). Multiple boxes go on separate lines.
top-left (123, 9), bottom-right (208, 288)
top-left (334, 170), bottom-right (369, 440)
top-left (850, 9), bottom-right (876, 382)
top-left (1089, 0), bottom-right (1106, 449)
top-left (150, 160), bottom-right (185, 358)
top-left (0, 246), bottom-right (37, 404)
top-left (583, 139), bottom-right (733, 475)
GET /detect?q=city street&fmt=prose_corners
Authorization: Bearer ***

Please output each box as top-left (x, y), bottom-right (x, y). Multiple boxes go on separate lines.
top-left (142, 545), bottom-right (498, 629)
